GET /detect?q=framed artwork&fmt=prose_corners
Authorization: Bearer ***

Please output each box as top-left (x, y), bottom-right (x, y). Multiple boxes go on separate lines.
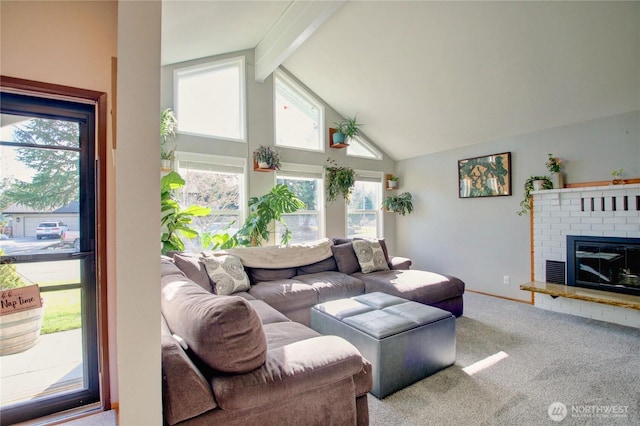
top-left (458, 152), bottom-right (511, 198)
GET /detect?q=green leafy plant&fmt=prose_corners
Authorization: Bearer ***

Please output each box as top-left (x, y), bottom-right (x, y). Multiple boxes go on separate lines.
top-left (517, 176), bottom-right (552, 216)
top-left (339, 116), bottom-right (363, 140)
top-left (0, 248), bottom-right (26, 290)
top-left (387, 175), bottom-right (399, 182)
top-left (611, 168), bottom-right (624, 184)
top-left (236, 184), bottom-right (305, 247)
top-left (161, 171), bottom-right (211, 254)
top-left (253, 145), bottom-right (281, 170)
top-left (382, 192), bottom-right (414, 216)
top-left (161, 108), bottom-right (178, 161)
top-left (546, 153), bottom-right (562, 173)
top-left (324, 158), bottom-right (357, 203)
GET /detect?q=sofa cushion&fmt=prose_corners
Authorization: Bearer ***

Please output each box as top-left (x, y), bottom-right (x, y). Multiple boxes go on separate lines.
top-left (248, 300), bottom-right (291, 324)
top-left (352, 239), bottom-right (390, 273)
top-left (355, 269), bottom-right (465, 306)
top-left (295, 271), bottom-right (365, 302)
top-left (248, 279), bottom-right (318, 313)
top-left (333, 237), bottom-right (391, 267)
top-left (331, 242), bottom-right (361, 275)
top-left (200, 252), bottom-right (250, 295)
top-left (245, 266), bottom-right (297, 284)
top-left (296, 256), bottom-right (338, 275)
top-left (173, 253), bottom-right (212, 292)
top-left (211, 335), bottom-right (364, 410)
top-left (161, 278), bottom-right (267, 373)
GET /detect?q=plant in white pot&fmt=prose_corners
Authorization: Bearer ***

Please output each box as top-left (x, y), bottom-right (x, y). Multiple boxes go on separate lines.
top-left (253, 145), bottom-right (281, 170)
top-left (546, 153), bottom-right (564, 189)
top-left (387, 175), bottom-right (399, 189)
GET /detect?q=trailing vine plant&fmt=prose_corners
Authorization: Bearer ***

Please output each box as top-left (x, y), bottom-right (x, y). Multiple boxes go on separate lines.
top-left (324, 158), bottom-right (356, 203)
top-left (517, 176), bottom-right (553, 216)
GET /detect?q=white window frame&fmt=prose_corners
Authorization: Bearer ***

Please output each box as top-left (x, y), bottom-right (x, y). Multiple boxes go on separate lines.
top-left (276, 162), bottom-right (325, 243)
top-left (174, 56), bottom-right (246, 142)
top-left (273, 69), bottom-right (325, 153)
top-left (346, 135), bottom-right (383, 160)
top-left (346, 170), bottom-right (384, 239)
top-left (174, 151), bottom-right (247, 226)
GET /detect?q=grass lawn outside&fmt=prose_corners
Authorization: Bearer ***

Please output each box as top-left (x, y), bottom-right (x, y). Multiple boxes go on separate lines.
top-left (40, 288), bottom-right (81, 334)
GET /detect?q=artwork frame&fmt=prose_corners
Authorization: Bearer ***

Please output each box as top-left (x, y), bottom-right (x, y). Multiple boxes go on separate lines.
top-left (458, 152), bottom-right (511, 198)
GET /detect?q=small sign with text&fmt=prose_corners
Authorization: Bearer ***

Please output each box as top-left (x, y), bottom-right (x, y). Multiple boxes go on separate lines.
top-left (0, 284), bottom-right (42, 315)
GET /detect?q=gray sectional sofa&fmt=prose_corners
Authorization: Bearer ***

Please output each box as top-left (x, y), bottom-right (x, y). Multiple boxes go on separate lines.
top-left (160, 238), bottom-right (464, 425)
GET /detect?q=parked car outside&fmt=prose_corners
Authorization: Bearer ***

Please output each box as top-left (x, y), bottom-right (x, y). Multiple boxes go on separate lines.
top-left (61, 230), bottom-right (80, 250)
top-left (35, 221), bottom-right (69, 240)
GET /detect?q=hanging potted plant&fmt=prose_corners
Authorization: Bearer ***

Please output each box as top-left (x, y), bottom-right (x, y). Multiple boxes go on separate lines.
top-left (253, 145), bottom-right (281, 170)
top-left (382, 192), bottom-right (414, 216)
top-left (161, 108), bottom-right (178, 170)
top-left (324, 158), bottom-right (356, 203)
top-left (517, 176), bottom-right (553, 216)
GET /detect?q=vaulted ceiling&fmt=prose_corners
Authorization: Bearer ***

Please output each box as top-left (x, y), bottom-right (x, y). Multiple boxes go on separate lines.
top-left (162, 1), bottom-right (639, 160)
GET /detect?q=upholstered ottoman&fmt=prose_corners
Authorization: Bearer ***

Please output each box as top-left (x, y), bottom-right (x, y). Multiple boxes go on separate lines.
top-left (310, 292), bottom-right (456, 398)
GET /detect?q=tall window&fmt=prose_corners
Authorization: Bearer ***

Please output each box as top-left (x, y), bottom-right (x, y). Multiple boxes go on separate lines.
top-left (174, 57), bottom-right (246, 141)
top-left (274, 69), bottom-right (324, 152)
top-left (347, 172), bottom-right (383, 239)
top-left (276, 164), bottom-right (324, 244)
top-left (175, 153), bottom-right (246, 252)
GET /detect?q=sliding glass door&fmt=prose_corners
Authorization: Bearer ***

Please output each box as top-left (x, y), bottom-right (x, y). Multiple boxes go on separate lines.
top-left (0, 92), bottom-right (100, 424)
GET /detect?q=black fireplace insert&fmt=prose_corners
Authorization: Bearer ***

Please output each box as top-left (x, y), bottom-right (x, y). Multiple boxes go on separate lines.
top-left (567, 235), bottom-right (640, 296)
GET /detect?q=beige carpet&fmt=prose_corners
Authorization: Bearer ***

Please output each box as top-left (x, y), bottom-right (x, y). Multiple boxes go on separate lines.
top-left (368, 291), bottom-right (640, 425)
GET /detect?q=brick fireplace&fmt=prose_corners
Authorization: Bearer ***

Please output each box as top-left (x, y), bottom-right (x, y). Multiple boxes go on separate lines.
top-left (531, 183), bottom-right (640, 328)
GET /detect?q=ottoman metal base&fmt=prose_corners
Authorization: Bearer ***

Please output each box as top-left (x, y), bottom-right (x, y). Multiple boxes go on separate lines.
top-left (310, 292), bottom-right (456, 398)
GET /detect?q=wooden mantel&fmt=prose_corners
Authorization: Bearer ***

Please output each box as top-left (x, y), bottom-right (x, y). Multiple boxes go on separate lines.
top-left (520, 282), bottom-right (640, 311)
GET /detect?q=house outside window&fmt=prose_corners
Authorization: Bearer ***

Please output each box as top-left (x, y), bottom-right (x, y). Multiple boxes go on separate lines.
top-left (347, 172), bottom-right (383, 239)
top-left (175, 152), bottom-right (246, 252)
top-left (276, 163), bottom-right (324, 244)
top-left (274, 69), bottom-right (324, 152)
top-left (174, 56), bottom-right (246, 141)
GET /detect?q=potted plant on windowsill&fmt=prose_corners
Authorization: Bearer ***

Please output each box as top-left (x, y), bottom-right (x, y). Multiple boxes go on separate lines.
top-left (324, 158), bottom-right (356, 203)
top-left (382, 192), bottom-right (414, 216)
top-left (517, 176), bottom-right (553, 216)
top-left (253, 145), bottom-right (281, 170)
top-left (161, 108), bottom-right (178, 170)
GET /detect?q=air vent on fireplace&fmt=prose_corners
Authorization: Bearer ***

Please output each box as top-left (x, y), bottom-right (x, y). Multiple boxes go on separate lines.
top-left (546, 260), bottom-right (566, 284)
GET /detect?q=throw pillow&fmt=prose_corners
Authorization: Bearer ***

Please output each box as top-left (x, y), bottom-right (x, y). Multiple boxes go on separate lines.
top-left (352, 239), bottom-right (390, 273)
top-left (200, 252), bottom-right (250, 295)
top-left (331, 242), bottom-right (361, 275)
top-left (173, 253), bottom-right (212, 292)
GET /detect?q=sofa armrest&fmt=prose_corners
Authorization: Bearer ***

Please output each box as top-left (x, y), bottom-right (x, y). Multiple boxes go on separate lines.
top-left (212, 335), bottom-right (366, 410)
top-left (389, 256), bottom-right (412, 270)
top-left (161, 317), bottom-right (216, 426)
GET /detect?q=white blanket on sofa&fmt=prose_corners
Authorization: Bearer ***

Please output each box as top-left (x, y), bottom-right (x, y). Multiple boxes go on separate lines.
top-left (225, 239), bottom-right (333, 269)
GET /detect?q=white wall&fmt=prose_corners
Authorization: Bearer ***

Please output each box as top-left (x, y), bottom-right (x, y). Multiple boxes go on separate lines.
top-left (115, 1), bottom-right (162, 424)
top-left (161, 53), bottom-right (399, 250)
top-left (397, 111), bottom-right (640, 302)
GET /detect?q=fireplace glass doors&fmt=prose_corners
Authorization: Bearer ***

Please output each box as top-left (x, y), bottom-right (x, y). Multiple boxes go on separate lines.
top-left (567, 236), bottom-right (640, 296)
